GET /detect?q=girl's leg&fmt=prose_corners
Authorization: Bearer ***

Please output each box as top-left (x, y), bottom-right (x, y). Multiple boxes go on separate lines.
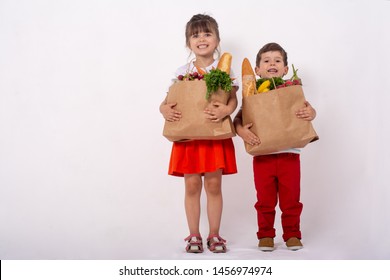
top-left (204, 169), bottom-right (223, 236)
top-left (184, 174), bottom-right (202, 235)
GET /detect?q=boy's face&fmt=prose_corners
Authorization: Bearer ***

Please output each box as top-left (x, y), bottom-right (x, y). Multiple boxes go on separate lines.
top-left (255, 51), bottom-right (288, 78)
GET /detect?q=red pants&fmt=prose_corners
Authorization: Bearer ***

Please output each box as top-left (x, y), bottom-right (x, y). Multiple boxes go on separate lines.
top-left (253, 153), bottom-right (302, 241)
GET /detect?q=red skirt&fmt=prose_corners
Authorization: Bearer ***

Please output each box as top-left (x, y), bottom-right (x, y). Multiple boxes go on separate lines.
top-left (168, 138), bottom-right (237, 177)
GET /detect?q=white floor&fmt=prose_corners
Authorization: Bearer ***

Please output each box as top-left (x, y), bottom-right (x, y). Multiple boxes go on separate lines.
top-left (2, 212), bottom-right (386, 260)
top-left (2, 183), bottom-right (389, 261)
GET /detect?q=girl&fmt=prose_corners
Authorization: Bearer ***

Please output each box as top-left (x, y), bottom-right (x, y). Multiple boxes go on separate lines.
top-left (160, 14), bottom-right (238, 253)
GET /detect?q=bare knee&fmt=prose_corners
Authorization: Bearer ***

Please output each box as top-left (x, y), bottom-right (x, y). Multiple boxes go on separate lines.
top-left (185, 174), bottom-right (202, 196)
top-left (204, 172), bottom-right (222, 196)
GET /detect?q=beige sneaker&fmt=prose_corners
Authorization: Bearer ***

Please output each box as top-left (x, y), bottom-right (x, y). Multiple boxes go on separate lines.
top-left (286, 237), bottom-right (303, 251)
top-left (258, 238), bottom-right (274, 251)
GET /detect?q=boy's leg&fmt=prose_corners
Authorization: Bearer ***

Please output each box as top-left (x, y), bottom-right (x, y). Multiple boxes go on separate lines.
top-left (277, 153), bottom-right (303, 241)
top-left (253, 155), bottom-right (278, 239)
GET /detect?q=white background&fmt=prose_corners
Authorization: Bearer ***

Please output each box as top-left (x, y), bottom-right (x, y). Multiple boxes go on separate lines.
top-left (1, 0), bottom-right (389, 260)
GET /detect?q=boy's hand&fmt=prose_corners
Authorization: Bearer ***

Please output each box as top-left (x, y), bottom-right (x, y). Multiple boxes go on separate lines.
top-left (296, 101), bottom-right (316, 121)
top-left (204, 101), bottom-right (229, 122)
top-left (161, 102), bottom-right (181, 122)
top-left (237, 123), bottom-right (261, 146)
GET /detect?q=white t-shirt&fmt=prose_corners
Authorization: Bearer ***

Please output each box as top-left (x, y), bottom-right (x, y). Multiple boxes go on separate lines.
top-left (171, 60), bottom-right (239, 87)
top-left (272, 148), bottom-right (301, 155)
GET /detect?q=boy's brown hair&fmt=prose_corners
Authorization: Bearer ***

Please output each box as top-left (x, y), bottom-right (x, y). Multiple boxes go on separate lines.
top-left (256, 42), bottom-right (288, 67)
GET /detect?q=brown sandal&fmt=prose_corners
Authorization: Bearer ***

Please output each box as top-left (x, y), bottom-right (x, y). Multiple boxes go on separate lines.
top-left (184, 234), bottom-right (203, 253)
top-left (207, 234), bottom-right (227, 253)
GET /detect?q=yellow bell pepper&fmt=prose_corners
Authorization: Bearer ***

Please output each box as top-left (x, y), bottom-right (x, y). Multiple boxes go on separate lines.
top-left (257, 80), bottom-right (271, 93)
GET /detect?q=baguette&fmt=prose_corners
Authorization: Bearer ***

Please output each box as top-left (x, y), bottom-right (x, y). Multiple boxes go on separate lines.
top-left (217, 52), bottom-right (232, 74)
top-left (242, 58), bottom-right (256, 97)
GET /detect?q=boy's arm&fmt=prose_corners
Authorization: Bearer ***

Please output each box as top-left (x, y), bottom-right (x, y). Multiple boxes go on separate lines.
top-left (233, 108), bottom-right (261, 146)
top-left (233, 108), bottom-right (244, 133)
top-left (225, 86), bottom-right (238, 115)
top-left (296, 101), bottom-right (316, 121)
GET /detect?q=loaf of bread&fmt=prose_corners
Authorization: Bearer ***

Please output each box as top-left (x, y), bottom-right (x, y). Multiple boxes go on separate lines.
top-left (242, 58), bottom-right (256, 97)
top-left (217, 52), bottom-right (232, 74)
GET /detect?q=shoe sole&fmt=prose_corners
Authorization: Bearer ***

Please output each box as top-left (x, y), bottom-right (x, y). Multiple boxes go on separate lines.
top-left (186, 245), bottom-right (203, 253)
top-left (187, 249), bottom-right (203, 253)
top-left (287, 246), bottom-right (303, 251)
top-left (259, 246), bottom-right (274, 252)
top-left (209, 245), bottom-right (227, 253)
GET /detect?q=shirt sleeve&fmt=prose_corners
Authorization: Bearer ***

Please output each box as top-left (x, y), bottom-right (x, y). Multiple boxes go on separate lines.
top-left (230, 68), bottom-right (239, 87)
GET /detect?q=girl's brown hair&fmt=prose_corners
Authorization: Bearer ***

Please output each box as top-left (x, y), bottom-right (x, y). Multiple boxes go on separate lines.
top-left (185, 14), bottom-right (220, 48)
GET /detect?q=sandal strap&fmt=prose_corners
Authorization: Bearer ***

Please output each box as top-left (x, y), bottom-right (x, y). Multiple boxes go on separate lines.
top-left (207, 234), bottom-right (226, 243)
top-left (185, 234), bottom-right (204, 253)
top-left (207, 235), bottom-right (227, 253)
top-left (184, 234), bottom-right (202, 242)
top-left (186, 240), bottom-right (202, 246)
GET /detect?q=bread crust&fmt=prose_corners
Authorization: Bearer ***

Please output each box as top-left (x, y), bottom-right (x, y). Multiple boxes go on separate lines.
top-left (242, 58), bottom-right (256, 97)
top-left (217, 53), bottom-right (232, 74)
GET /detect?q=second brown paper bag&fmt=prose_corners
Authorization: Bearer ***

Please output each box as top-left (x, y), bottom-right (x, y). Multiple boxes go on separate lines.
top-left (242, 85), bottom-right (318, 156)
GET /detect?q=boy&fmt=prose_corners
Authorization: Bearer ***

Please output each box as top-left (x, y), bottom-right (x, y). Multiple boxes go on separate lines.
top-left (234, 42), bottom-right (316, 251)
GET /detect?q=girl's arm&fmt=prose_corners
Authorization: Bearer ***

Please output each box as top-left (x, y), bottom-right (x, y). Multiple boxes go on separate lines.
top-left (204, 86), bottom-right (238, 122)
top-left (160, 95), bottom-right (181, 122)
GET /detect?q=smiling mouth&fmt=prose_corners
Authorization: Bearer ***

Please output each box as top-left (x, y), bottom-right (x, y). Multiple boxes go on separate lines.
top-left (267, 68), bottom-right (278, 73)
top-left (197, 44), bottom-right (208, 49)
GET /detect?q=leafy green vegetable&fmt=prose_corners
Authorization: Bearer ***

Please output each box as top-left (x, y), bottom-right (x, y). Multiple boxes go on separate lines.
top-left (290, 64), bottom-right (300, 81)
top-left (256, 77), bottom-right (285, 90)
top-left (204, 69), bottom-right (233, 100)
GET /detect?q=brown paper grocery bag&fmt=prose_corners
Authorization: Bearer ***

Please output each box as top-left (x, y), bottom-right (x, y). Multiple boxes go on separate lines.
top-left (242, 85), bottom-right (319, 156)
top-left (163, 80), bottom-right (235, 142)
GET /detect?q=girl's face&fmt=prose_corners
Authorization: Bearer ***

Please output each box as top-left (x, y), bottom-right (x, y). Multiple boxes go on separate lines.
top-left (255, 51), bottom-right (288, 78)
top-left (188, 31), bottom-right (219, 59)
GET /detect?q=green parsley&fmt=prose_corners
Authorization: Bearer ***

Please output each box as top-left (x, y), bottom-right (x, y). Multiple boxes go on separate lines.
top-left (204, 69), bottom-right (233, 100)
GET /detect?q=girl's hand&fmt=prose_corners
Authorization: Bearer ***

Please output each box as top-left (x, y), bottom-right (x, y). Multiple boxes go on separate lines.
top-left (237, 123), bottom-right (261, 146)
top-left (161, 102), bottom-right (181, 122)
top-left (296, 101), bottom-right (316, 121)
top-left (204, 101), bottom-right (229, 122)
